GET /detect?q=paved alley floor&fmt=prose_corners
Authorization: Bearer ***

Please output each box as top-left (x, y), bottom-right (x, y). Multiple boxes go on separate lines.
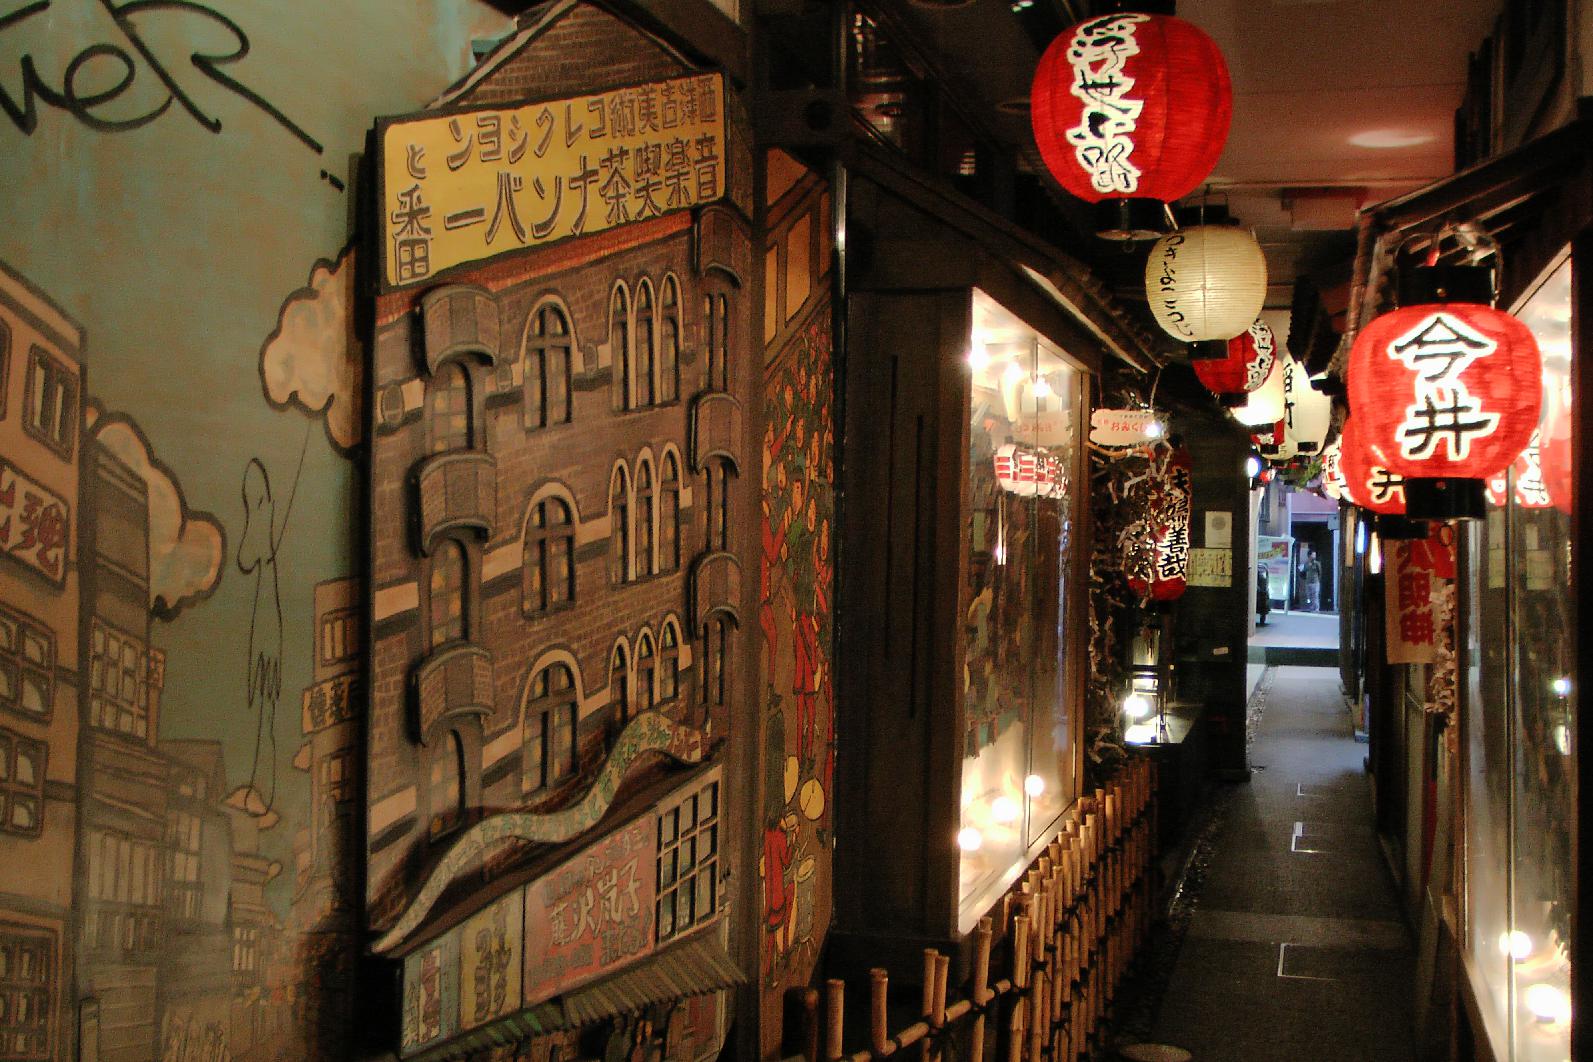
top-left (1141, 666), bottom-right (1415, 1062)
top-left (1251, 610), bottom-right (1340, 649)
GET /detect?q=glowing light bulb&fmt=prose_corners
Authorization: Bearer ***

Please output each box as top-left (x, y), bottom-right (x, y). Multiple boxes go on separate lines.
top-left (991, 795), bottom-right (1020, 823)
top-left (1002, 361), bottom-right (1025, 385)
top-left (1368, 533), bottom-right (1383, 576)
top-left (967, 342), bottom-right (991, 373)
top-left (957, 827), bottom-right (984, 852)
top-left (1499, 930), bottom-right (1534, 961)
top-left (1524, 982), bottom-right (1571, 1024)
top-left (1552, 676), bottom-right (1572, 697)
top-left (1554, 724), bottom-right (1572, 756)
top-left (1123, 723), bottom-right (1158, 745)
top-left (1122, 693), bottom-right (1152, 719)
top-left (1245, 455), bottom-right (1262, 479)
top-left (1024, 774), bottom-right (1046, 797)
top-left (1031, 374), bottom-right (1054, 398)
top-left (1145, 419), bottom-right (1165, 439)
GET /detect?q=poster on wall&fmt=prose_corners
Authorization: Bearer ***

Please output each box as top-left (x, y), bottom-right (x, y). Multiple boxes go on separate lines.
top-left (1257, 535), bottom-right (1293, 605)
top-left (1384, 526), bottom-right (1456, 665)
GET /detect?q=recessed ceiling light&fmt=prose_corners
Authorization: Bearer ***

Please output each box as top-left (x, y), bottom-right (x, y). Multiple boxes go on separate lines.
top-left (1348, 129), bottom-right (1436, 149)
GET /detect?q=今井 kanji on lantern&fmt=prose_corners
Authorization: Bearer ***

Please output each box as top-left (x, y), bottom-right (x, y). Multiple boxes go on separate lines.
top-left (1346, 303), bottom-right (1541, 519)
top-left (1031, 12), bottom-right (1232, 238)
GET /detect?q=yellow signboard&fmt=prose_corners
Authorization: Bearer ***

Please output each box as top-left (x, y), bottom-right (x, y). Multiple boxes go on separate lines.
top-left (378, 72), bottom-right (727, 289)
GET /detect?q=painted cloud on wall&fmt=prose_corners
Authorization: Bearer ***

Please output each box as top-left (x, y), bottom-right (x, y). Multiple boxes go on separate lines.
top-left (260, 246), bottom-right (364, 454)
top-left (87, 404), bottom-right (227, 619)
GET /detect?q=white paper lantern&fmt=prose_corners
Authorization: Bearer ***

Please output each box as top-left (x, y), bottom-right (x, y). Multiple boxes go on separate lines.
top-left (1145, 225), bottom-right (1268, 343)
top-left (1233, 354), bottom-right (1285, 427)
top-left (1282, 357), bottom-right (1333, 454)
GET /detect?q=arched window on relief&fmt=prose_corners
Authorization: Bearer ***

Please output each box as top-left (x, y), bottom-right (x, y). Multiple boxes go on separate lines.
top-left (704, 455), bottom-right (734, 553)
top-left (702, 289), bottom-right (730, 393)
top-left (660, 275), bottom-right (681, 403)
top-left (660, 452), bottom-right (682, 573)
top-left (635, 278), bottom-right (656, 408)
top-left (609, 282), bottom-right (632, 412)
top-left (635, 630), bottom-right (656, 714)
top-left (609, 463), bottom-right (631, 585)
top-left (524, 300), bottom-right (573, 430)
top-left (524, 663), bottom-right (578, 793)
top-left (610, 642), bottom-right (630, 726)
top-left (428, 361), bottom-right (471, 453)
top-left (427, 729), bottom-right (466, 840)
top-left (659, 619), bottom-right (681, 707)
top-left (698, 612), bottom-right (734, 712)
top-left (635, 457), bottom-right (655, 579)
top-left (523, 496), bottom-right (575, 614)
top-left (428, 539), bottom-right (467, 650)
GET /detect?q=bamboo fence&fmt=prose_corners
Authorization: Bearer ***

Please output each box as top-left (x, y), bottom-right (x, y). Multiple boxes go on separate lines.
top-left (789, 757), bottom-right (1158, 1062)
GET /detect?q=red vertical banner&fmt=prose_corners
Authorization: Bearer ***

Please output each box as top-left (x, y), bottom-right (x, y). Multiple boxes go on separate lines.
top-left (1384, 524), bottom-right (1456, 664)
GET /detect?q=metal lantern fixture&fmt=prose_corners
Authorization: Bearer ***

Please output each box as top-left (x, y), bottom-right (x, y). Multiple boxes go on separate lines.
top-left (1282, 356), bottom-right (1333, 454)
top-left (1346, 272), bottom-right (1542, 521)
top-left (1194, 318), bottom-right (1276, 406)
top-left (1233, 352), bottom-right (1286, 428)
top-left (1031, 12), bottom-right (1232, 240)
top-left (1145, 225), bottom-right (1268, 353)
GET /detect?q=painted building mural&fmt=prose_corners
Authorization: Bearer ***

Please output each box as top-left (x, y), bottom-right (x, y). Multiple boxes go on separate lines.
top-left (0, 2), bottom-right (515, 1059)
top-left (757, 150), bottom-right (834, 1058)
top-left (361, 6), bottom-right (754, 1060)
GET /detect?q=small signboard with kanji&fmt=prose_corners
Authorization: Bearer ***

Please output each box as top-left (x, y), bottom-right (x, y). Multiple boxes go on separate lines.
top-left (377, 72), bottom-right (727, 289)
top-left (0, 458), bottom-right (69, 585)
top-left (1384, 526), bottom-right (1455, 664)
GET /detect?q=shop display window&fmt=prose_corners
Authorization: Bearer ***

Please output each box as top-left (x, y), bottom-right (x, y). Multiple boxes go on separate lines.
top-left (1463, 255), bottom-right (1574, 1061)
top-left (957, 290), bottom-right (1079, 931)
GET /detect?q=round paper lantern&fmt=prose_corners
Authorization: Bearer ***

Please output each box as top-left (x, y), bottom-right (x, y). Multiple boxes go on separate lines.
top-left (1031, 13), bottom-right (1232, 236)
top-left (1233, 353), bottom-right (1286, 427)
top-left (1346, 302), bottom-right (1541, 519)
top-left (1339, 417), bottom-right (1407, 516)
top-left (1318, 438), bottom-right (1346, 501)
top-left (1194, 319), bottom-right (1276, 405)
top-left (1282, 357), bottom-right (1333, 454)
top-left (1146, 226), bottom-right (1268, 344)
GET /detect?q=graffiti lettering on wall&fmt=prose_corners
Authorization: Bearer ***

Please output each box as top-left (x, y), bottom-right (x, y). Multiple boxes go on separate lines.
top-left (0, 0), bottom-right (324, 156)
top-left (0, 456), bottom-right (68, 583)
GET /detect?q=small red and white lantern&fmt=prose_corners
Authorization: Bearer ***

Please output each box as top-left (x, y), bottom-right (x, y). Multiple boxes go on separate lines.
top-left (1318, 437), bottom-right (1346, 501)
top-left (994, 443), bottom-right (1069, 499)
top-left (1346, 300), bottom-right (1541, 519)
top-left (1122, 445), bottom-right (1193, 601)
top-left (1234, 353), bottom-right (1286, 428)
top-left (1194, 318), bottom-right (1276, 405)
top-left (1031, 13), bottom-right (1232, 238)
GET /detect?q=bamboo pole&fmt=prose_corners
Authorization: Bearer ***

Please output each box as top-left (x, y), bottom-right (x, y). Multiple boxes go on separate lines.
top-left (969, 917), bottom-right (992, 1062)
top-left (826, 979), bottom-right (845, 1061)
top-left (870, 969), bottom-right (889, 1057)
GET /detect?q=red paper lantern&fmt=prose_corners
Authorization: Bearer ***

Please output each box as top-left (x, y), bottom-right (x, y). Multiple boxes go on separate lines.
top-left (1031, 13), bottom-right (1231, 228)
top-left (1484, 431), bottom-right (1553, 509)
top-left (1539, 379), bottom-right (1573, 514)
top-left (1122, 445), bottom-right (1192, 601)
top-left (1346, 303), bottom-right (1541, 518)
top-left (1339, 417), bottom-right (1407, 516)
top-left (1194, 319), bottom-right (1276, 404)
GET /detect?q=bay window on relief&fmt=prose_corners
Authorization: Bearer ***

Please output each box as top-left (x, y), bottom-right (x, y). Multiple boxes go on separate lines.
top-left (1462, 253), bottom-right (1574, 1062)
top-left (957, 289), bottom-right (1081, 930)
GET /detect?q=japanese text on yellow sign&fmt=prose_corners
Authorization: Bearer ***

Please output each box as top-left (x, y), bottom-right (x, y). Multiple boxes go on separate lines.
top-left (380, 72), bottom-right (726, 289)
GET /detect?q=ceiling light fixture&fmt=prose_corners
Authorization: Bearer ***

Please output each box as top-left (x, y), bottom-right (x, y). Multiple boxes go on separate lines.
top-left (1348, 129), bottom-right (1436, 150)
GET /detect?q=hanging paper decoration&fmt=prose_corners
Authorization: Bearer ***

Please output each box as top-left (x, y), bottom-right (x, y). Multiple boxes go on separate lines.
top-left (1346, 302), bottom-right (1541, 518)
top-left (1145, 226), bottom-right (1267, 344)
top-left (1120, 445), bottom-right (1193, 601)
top-left (1194, 319), bottom-right (1276, 405)
top-left (993, 443), bottom-right (1069, 498)
top-left (1339, 417), bottom-right (1407, 515)
top-left (1282, 357), bottom-right (1332, 454)
top-left (1233, 353), bottom-right (1286, 428)
top-left (1031, 13), bottom-right (1231, 232)
top-left (1089, 408), bottom-right (1164, 448)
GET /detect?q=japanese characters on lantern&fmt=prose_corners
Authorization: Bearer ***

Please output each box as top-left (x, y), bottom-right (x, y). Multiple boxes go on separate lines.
top-left (1233, 351), bottom-right (1286, 428)
top-left (1194, 318), bottom-right (1276, 403)
top-left (378, 73), bottom-right (726, 288)
top-left (1281, 356), bottom-right (1332, 455)
top-left (1030, 13), bottom-right (1232, 205)
top-left (1339, 417), bottom-right (1408, 515)
top-left (1346, 304), bottom-right (1541, 484)
top-left (1146, 225), bottom-right (1267, 343)
top-left (1122, 445), bottom-right (1193, 601)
